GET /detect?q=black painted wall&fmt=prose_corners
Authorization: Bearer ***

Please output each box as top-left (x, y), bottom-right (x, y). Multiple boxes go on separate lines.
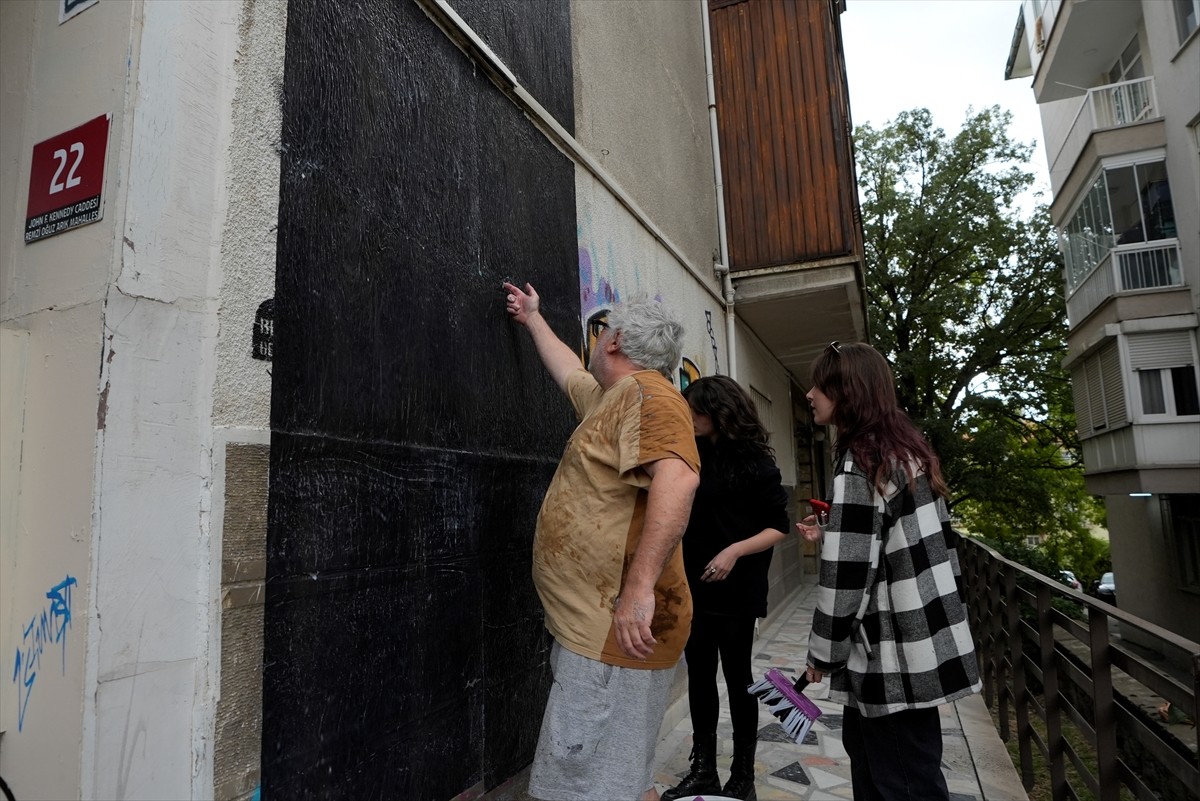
top-left (264, 1), bottom-right (578, 797)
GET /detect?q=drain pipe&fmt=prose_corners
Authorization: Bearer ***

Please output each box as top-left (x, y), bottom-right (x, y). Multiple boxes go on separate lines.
top-left (700, 0), bottom-right (736, 381)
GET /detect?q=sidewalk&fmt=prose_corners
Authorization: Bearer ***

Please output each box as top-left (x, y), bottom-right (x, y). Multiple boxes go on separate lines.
top-left (482, 580), bottom-right (1028, 801)
top-left (652, 580), bottom-right (1028, 800)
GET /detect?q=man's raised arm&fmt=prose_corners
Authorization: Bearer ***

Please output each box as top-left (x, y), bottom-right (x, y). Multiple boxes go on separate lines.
top-left (503, 281), bottom-right (582, 392)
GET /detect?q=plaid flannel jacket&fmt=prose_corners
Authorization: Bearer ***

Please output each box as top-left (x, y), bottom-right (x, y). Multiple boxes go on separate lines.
top-left (807, 454), bottom-right (981, 717)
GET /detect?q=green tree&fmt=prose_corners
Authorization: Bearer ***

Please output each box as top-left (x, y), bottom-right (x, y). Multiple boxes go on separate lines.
top-left (855, 106), bottom-right (1103, 550)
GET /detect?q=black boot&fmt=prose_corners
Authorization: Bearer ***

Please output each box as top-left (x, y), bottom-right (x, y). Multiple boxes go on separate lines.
top-left (721, 736), bottom-right (757, 801)
top-left (661, 732), bottom-right (721, 801)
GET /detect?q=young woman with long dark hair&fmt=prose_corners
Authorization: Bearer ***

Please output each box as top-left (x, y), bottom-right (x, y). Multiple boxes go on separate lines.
top-left (661, 375), bottom-right (789, 801)
top-left (797, 342), bottom-right (980, 801)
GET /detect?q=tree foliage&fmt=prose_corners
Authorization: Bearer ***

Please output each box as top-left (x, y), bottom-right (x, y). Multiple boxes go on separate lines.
top-left (855, 107), bottom-right (1103, 553)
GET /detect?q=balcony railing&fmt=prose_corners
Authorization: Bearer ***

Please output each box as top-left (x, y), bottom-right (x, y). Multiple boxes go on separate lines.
top-left (1050, 76), bottom-right (1160, 191)
top-left (959, 536), bottom-right (1200, 800)
top-left (1065, 240), bottom-right (1182, 326)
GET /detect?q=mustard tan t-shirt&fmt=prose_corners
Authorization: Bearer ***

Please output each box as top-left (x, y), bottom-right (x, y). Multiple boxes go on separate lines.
top-left (533, 369), bottom-right (700, 669)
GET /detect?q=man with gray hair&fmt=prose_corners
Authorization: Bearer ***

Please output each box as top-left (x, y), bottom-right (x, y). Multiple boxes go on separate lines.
top-left (503, 281), bottom-right (700, 801)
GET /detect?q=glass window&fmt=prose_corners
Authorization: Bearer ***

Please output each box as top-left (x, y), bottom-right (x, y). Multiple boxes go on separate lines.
top-left (1060, 159), bottom-right (1178, 291)
top-left (1163, 495), bottom-right (1200, 591)
top-left (1108, 36), bottom-right (1143, 83)
top-left (1172, 366), bottom-right (1200, 416)
top-left (1138, 162), bottom-right (1176, 240)
top-left (1138, 367), bottom-right (1200, 417)
top-left (1176, 0), bottom-right (1200, 42)
top-left (1109, 165), bottom-right (1143, 244)
top-left (1140, 370), bottom-right (1166, 414)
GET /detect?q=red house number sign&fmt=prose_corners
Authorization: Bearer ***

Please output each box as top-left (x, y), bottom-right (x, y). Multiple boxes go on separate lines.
top-left (25, 114), bottom-right (110, 244)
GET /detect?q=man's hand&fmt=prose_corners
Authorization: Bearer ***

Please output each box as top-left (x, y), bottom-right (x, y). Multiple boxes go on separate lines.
top-left (613, 588), bottom-right (658, 660)
top-left (501, 280), bottom-right (581, 391)
top-left (503, 281), bottom-right (540, 325)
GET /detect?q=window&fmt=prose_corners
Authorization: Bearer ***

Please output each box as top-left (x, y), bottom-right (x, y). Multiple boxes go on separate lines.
top-left (1128, 332), bottom-right (1200, 419)
top-left (1138, 367), bottom-right (1200, 416)
top-left (1071, 341), bottom-right (1127, 436)
top-left (1061, 159), bottom-right (1180, 292)
top-left (1175, 0), bottom-right (1200, 42)
top-left (1164, 495), bottom-right (1200, 592)
top-left (1025, 535), bottom-right (1041, 549)
top-left (1107, 36), bottom-right (1144, 84)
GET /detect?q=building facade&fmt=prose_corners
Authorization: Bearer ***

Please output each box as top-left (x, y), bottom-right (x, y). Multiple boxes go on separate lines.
top-left (0, 1), bottom-right (864, 798)
top-left (1006, 0), bottom-right (1200, 642)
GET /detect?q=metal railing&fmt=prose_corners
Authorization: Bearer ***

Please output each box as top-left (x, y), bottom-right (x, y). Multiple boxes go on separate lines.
top-left (1050, 76), bottom-right (1160, 192)
top-left (1065, 239), bottom-right (1183, 326)
top-left (959, 536), bottom-right (1200, 801)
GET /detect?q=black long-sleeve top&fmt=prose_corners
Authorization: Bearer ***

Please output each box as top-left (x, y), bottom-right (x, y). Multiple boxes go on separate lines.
top-left (682, 438), bottom-right (791, 618)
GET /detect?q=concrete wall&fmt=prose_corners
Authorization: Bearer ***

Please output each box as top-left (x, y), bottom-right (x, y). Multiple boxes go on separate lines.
top-left (1105, 0), bottom-right (1200, 648)
top-left (1, 1), bottom-right (274, 798)
top-left (1107, 494), bottom-right (1200, 646)
top-left (209, 2), bottom-right (286, 799)
top-left (1, 0), bottom-right (813, 797)
top-left (1144, 0), bottom-right (1199, 303)
top-left (0, 1), bottom-right (133, 797)
top-left (571, 0), bottom-right (720, 278)
top-left (84, 3), bottom-right (242, 798)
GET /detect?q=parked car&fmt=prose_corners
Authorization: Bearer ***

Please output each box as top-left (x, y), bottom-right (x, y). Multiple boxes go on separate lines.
top-left (1059, 570), bottom-right (1082, 591)
top-left (1095, 571), bottom-right (1117, 606)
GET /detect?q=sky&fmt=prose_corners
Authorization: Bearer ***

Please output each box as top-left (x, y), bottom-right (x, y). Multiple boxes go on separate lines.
top-left (840, 0), bottom-right (1052, 199)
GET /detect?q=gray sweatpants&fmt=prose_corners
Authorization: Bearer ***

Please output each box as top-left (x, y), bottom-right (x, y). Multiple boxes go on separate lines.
top-left (528, 640), bottom-right (676, 801)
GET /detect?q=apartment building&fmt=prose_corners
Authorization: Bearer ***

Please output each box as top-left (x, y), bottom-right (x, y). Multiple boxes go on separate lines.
top-left (0, 1), bottom-right (864, 798)
top-left (1006, 0), bottom-right (1200, 642)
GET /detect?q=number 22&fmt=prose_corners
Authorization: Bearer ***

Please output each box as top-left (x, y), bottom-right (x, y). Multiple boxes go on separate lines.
top-left (49, 142), bottom-right (84, 195)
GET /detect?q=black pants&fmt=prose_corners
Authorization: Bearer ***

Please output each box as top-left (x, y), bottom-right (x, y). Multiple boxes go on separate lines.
top-left (683, 611), bottom-right (758, 740)
top-left (842, 705), bottom-right (949, 801)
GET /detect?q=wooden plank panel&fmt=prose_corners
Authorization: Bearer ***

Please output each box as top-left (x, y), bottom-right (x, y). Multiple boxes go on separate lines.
top-left (774, 0), bottom-right (803, 256)
top-left (710, 0), bottom-right (861, 270)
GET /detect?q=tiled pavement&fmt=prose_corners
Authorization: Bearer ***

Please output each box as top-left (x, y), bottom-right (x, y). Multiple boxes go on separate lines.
top-left (480, 580), bottom-right (1027, 801)
top-left (651, 581), bottom-right (1029, 801)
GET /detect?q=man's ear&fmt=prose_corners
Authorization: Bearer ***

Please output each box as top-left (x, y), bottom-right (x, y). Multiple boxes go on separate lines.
top-left (607, 331), bottom-right (621, 353)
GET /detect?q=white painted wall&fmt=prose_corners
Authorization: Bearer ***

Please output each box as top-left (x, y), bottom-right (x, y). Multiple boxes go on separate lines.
top-left (735, 326), bottom-right (798, 488)
top-left (81, 3), bottom-right (243, 798)
top-left (1, 0), bottom-right (270, 798)
top-left (0, 1), bottom-right (134, 797)
top-left (575, 169), bottom-right (726, 377)
top-left (213, 0), bottom-right (286, 431)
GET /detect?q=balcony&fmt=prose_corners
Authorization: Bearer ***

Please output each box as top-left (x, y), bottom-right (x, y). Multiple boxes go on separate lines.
top-left (1032, 0), bottom-right (1144, 103)
top-left (1050, 77), bottom-right (1162, 193)
top-left (1066, 240), bottom-right (1182, 327)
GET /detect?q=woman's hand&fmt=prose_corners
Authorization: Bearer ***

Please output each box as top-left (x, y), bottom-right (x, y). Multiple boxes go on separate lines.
top-left (796, 514), bottom-right (823, 543)
top-left (701, 543), bottom-right (742, 581)
top-left (805, 664), bottom-right (824, 684)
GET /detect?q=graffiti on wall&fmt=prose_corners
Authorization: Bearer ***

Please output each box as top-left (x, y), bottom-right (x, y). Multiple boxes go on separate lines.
top-left (679, 358), bottom-right (700, 391)
top-left (11, 575), bottom-right (78, 731)
top-left (577, 245), bottom-right (719, 388)
top-left (704, 310), bottom-right (720, 374)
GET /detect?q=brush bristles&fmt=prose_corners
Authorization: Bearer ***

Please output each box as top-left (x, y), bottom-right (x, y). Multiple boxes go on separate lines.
top-left (747, 668), bottom-right (821, 744)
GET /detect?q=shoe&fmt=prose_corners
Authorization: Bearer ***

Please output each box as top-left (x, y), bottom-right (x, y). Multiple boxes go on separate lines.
top-left (720, 735), bottom-right (757, 801)
top-left (660, 732), bottom-right (721, 801)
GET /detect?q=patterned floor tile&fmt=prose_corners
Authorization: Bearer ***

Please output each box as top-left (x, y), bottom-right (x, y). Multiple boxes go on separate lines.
top-left (770, 761), bottom-right (811, 785)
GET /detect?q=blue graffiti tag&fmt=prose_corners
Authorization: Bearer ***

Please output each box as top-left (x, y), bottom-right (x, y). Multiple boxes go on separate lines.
top-left (12, 575), bottom-right (78, 732)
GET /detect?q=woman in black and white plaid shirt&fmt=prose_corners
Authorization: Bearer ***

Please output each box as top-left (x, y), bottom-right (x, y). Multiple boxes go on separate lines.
top-left (797, 342), bottom-right (981, 801)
